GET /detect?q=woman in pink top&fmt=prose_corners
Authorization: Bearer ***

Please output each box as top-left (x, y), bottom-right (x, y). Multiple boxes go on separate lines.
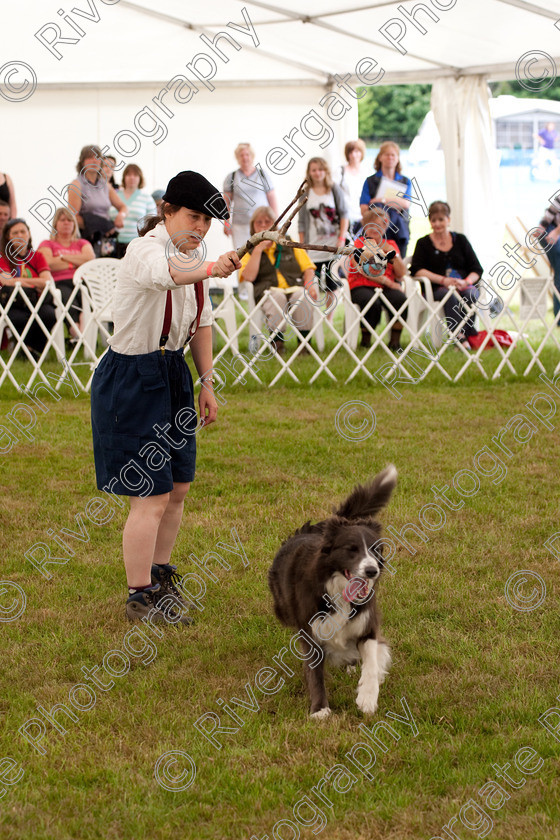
top-left (38, 207), bottom-right (95, 335)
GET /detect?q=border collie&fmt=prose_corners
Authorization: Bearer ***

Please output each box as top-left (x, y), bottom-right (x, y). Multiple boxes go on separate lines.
top-left (268, 465), bottom-right (397, 718)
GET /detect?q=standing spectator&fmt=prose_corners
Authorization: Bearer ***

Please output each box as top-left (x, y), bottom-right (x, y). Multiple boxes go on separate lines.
top-left (535, 122), bottom-right (558, 168)
top-left (103, 155), bottom-right (120, 189)
top-left (115, 164), bottom-right (157, 258)
top-left (67, 144), bottom-right (127, 255)
top-left (298, 157), bottom-right (348, 320)
top-left (223, 143), bottom-right (278, 249)
top-left (0, 173), bottom-right (16, 218)
top-left (38, 207), bottom-right (95, 335)
top-left (337, 140), bottom-right (368, 237)
top-left (410, 201), bottom-right (482, 349)
top-left (0, 218), bottom-right (56, 358)
top-left (359, 141), bottom-right (411, 256)
top-left (0, 201), bottom-right (10, 232)
top-left (537, 122), bottom-right (558, 151)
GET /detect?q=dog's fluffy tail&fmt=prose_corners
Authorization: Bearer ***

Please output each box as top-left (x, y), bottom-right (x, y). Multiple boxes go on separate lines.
top-left (334, 464), bottom-right (397, 521)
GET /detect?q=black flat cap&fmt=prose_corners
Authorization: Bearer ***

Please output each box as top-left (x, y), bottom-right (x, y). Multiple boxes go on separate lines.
top-left (162, 170), bottom-right (229, 220)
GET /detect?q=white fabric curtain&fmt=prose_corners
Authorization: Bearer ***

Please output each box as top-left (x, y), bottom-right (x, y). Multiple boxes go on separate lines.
top-left (431, 75), bottom-right (502, 269)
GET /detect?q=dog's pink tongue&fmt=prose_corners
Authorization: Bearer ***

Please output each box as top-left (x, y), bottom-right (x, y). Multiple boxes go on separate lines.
top-left (343, 576), bottom-right (368, 602)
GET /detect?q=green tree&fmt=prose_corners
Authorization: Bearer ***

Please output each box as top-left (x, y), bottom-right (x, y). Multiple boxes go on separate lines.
top-left (490, 79), bottom-right (560, 101)
top-left (357, 84), bottom-right (432, 144)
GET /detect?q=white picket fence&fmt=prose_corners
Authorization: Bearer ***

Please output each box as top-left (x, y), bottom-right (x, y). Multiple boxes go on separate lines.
top-left (1, 273), bottom-right (559, 394)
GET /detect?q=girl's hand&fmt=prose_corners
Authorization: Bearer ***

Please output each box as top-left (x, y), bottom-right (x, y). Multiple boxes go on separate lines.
top-left (545, 228), bottom-right (560, 246)
top-left (198, 386), bottom-right (218, 428)
top-left (114, 211), bottom-right (126, 229)
top-left (212, 251), bottom-right (241, 278)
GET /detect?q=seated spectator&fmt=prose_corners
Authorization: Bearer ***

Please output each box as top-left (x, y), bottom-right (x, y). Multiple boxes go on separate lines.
top-left (410, 201), bottom-right (482, 349)
top-left (337, 140), bottom-right (368, 237)
top-left (38, 208), bottom-right (95, 336)
top-left (348, 207), bottom-right (407, 350)
top-left (0, 172), bottom-right (16, 218)
top-left (0, 219), bottom-right (56, 358)
top-left (535, 195), bottom-right (560, 322)
top-left (115, 164), bottom-right (157, 258)
top-left (239, 206), bottom-right (318, 354)
top-left (0, 201), bottom-right (10, 232)
top-left (67, 144), bottom-right (127, 255)
top-left (152, 189), bottom-right (165, 211)
top-left (359, 141), bottom-right (411, 257)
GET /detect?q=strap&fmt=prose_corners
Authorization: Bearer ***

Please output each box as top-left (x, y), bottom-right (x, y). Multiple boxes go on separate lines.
top-left (159, 281), bottom-right (205, 353)
top-left (332, 185), bottom-right (341, 224)
top-left (186, 281), bottom-right (205, 342)
top-left (159, 290), bottom-right (172, 353)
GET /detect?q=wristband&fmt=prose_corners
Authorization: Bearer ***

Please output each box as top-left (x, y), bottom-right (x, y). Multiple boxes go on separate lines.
top-left (206, 262), bottom-right (216, 277)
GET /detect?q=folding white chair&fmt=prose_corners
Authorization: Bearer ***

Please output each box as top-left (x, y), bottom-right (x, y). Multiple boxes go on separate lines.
top-left (0, 281), bottom-right (66, 390)
top-left (240, 281), bottom-right (324, 352)
top-left (73, 258), bottom-right (119, 361)
top-left (210, 277), bottom-right (239, 354)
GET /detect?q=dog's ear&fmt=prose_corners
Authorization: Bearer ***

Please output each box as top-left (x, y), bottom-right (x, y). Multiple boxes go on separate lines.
top-left (334, 464), bottom-right (397, 521)
top-left (320, 516), bottom-right (345, 554)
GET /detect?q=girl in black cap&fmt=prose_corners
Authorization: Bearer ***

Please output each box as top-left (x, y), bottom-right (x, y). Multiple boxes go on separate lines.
top-left (90, 170), bottom-right (241, 625)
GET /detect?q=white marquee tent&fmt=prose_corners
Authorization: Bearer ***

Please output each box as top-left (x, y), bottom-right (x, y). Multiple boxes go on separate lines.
top-left (3, 0), bottom-right (560, 260)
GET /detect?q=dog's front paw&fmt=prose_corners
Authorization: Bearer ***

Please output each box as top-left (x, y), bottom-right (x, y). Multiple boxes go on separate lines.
top-left (356, 689), bottom-right (379, 715)
top-left (310, 707), bottom-right (331, 720)
top-left (346, 665), bottom-right (357, 675)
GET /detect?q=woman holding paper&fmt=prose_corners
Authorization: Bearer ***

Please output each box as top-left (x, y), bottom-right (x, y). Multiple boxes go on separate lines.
top-left (359, 141), bottom-right (411, 256)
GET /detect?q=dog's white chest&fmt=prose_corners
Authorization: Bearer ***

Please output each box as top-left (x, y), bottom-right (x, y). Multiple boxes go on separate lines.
top-left (311, 606), bottom-right (370, 667)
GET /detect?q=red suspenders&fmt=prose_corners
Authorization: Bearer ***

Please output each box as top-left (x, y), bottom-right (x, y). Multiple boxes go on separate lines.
top-left (159, 281), bottom-right (205, 354)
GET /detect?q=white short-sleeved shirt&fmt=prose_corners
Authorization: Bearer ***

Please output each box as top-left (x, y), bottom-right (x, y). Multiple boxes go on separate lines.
top-left (108, 221), bottom-right (213, 355)
top-left (223, 167), bottom-right (274, 226)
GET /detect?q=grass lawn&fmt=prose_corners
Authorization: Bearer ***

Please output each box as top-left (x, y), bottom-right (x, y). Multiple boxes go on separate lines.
top-left (1, 350), bottom-right (559, 839)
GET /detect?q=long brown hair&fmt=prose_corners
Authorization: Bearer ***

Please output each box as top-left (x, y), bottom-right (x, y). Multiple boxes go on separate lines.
top-left (305, 157), bottom-right (334, 190)
top-left (374, 141), bottom-right (402, 175)
top-left (1, 218), bottom-right (33, 274)
top-left (138, 201), bottom-right (182, 236)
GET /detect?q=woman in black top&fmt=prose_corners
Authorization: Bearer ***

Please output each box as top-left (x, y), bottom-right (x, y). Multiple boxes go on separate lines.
top-left (410, 201), bottom-right (483, 347)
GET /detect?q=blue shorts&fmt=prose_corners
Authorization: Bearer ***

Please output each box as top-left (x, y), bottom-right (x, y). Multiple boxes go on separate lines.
top-left (91, 348), bottom-right (198, 497)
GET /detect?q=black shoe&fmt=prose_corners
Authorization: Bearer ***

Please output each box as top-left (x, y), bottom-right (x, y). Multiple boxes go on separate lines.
top-left (126, 581), bottom-right (192, 626)
top-left (454, 332), bottom-right (471, 352)
top-left (151, 563), bottom-right (194, 618)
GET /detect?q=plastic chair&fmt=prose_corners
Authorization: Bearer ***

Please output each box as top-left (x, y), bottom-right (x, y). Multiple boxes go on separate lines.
top-left (242, 282), bottom-right (324, 352)
top-left (210, 276), bottom-right (239, 354)
top-left (73, 258), bottom-right (120, 360)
